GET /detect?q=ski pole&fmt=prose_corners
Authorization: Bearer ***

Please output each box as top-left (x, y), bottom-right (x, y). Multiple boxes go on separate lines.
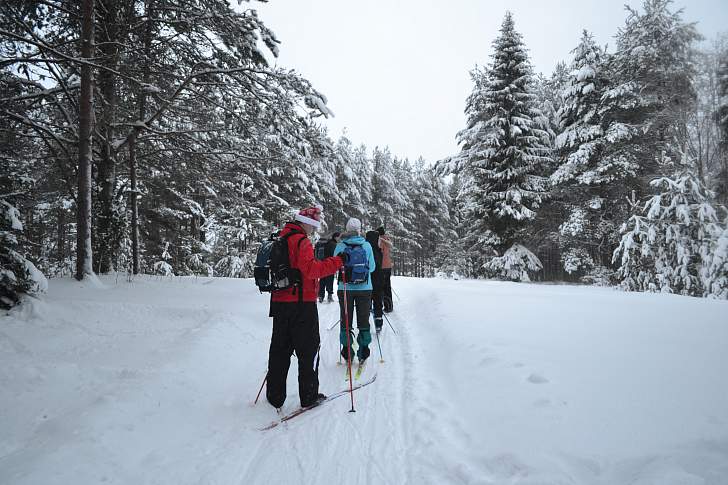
top-left (383, 312), bottom-right (397, 334)
top-left (392, 287), bottom-right (401, 301)
top-left (327, 319), bottom-right (340, 331)
top-left (253, 371), bottom-right (267, 405)
top-left (342, 270), bottom-right (356, 412)
top-left (374, 325), bottom-right (384, 363)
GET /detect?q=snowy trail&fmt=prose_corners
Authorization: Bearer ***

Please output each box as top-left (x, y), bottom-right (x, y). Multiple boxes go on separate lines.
top-left (1, 275), bottom-right (727, 484)
top-left (238, 296), bottom-right (412, 484)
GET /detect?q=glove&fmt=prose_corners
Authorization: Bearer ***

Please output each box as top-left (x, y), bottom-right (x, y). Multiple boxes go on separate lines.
top-left (338, 252), bottom-right (349, 266)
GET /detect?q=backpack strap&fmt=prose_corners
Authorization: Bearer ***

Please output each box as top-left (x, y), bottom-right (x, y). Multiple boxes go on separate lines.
top-left (282, 230), bottom-right (306, 303)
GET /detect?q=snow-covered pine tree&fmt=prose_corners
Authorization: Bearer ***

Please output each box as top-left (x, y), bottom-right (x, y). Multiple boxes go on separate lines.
top-left (409, 162), bottom-right (454, 276)
top-left (438, 173), bottom-right (475, 278)
top-left (301, 125), bottom-right (341, 233)
top-left (370, 146), bottom-right (400, 231)
top-left (717, 51), bottom-right (728, 203)
top-left (352, 144), bottom-right (374, 223)
top-left (550, 30), bottom-right (616, 279)
top-left (457, 12), bottom-right (551, 280)
top-left (333, 135), bottom-right (368, 229)
top-left (613, 172), bottom-right (722, 296)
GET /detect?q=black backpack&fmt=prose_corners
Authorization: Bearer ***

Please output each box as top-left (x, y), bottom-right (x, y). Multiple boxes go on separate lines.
top-left (314, 240), bottom-right (327, 261)
top-left (254, 231), bottom-right (304, 292)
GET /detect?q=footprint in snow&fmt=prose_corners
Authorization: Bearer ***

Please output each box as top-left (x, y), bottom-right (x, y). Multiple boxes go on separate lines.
top-left (527, 373), bottom-right (549, 384)
top-left (479, 356), bottom-right (497, 367)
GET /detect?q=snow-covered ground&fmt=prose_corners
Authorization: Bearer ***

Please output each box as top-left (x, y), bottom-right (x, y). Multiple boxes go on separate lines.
top-left (1, 275), bottom-right (727, 485)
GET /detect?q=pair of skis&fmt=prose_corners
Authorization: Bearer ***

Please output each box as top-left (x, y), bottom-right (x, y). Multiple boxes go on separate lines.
top-left (259, 373), bottom-right (377, 431)
top-left (345, 360), bottom-right (368, 381)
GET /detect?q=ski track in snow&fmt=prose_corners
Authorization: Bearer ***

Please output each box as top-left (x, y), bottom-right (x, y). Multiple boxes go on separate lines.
top-left (1, 275), bottom-right (728, 484)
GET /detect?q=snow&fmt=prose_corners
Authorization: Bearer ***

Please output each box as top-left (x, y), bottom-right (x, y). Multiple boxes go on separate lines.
top-left (576, 65), bottom-right (595, 81)
top-left (2, 200), bottom-right (24, 231)
top-left (1, 276), bottom-right (727, 484)
top-left (24, 259), bottom-right (48, 294)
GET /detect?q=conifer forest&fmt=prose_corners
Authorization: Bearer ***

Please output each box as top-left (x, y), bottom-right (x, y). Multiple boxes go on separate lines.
top-left (2, 0), bottom-right (728, 307)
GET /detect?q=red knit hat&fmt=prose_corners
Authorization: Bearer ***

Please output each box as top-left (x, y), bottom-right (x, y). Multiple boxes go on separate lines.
top-left (294, 205), bottom-right (323, 228)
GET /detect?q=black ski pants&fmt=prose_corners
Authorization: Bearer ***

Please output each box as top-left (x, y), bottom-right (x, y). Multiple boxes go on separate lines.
top-left (266, 302), bottom-right (320, 408)
top-left (371, 271), bottom-right (384, 326)
top-left (382, 268), bottom-right (393, 312)
top-left (318, 275), bottom-right (334, 300)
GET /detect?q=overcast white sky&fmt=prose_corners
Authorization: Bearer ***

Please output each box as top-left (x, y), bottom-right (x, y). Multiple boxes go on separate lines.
top-left (251, 0), bottom-right (727, 163)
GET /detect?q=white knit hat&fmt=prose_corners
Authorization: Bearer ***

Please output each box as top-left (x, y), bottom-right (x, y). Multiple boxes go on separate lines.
top-left (345, 217), bottom-right (362, 233)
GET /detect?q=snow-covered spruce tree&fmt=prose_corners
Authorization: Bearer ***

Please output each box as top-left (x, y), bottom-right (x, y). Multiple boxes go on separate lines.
top-left (550, 30), bottom-right (617, 279)
top-left (612, 172), bottom-right (722, 296)
top-left (600, 0), bottom-right (700, 198)
top-left (0, 176), bottom-right (47, 309)
top-left (456, 12), bottom-right (551, 280)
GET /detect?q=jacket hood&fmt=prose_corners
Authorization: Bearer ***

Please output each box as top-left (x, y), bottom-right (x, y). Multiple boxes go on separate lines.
top-left (340, 233), bottom-right (366, 244)
top-left (280, 221), bottom-right (306, 237)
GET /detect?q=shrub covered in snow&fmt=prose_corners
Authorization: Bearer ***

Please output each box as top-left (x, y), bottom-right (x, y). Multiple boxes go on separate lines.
top-left (153, 243), bottom-right (174, 276)
top-left (613, 173), bottom-right (726, 297)
top-left (580, 265), bottom-right (615, 286)
top-left (561, 247), bottom-right (595, 275)
top-left (704, 226), bottom-right (728, 299)
top-left (1, 196), bottom-right (47, 309)
top-left (484, 244), bottom-right (543, 282)
top-left (214, 253), bottom-right (249, 278)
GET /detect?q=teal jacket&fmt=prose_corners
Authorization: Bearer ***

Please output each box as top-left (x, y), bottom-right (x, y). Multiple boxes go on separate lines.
top-left (334, 234), bottom-right (376, 291)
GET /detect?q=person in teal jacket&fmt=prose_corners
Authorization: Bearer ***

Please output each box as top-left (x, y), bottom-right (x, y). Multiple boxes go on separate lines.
top-left (334, 217), bottom-right (376, 363)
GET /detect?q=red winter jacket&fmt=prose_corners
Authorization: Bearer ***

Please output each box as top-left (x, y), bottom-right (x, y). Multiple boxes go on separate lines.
top-left (271, 222), bottom-right (344, 303)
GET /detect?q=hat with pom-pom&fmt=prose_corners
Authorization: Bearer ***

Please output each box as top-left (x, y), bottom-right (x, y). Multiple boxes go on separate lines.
top-left (294, 205), bottom-right (323, 228)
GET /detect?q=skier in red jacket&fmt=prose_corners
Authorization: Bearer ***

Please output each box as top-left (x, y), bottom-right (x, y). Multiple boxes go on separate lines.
top-left (267, 205), bottom-right (346, 410)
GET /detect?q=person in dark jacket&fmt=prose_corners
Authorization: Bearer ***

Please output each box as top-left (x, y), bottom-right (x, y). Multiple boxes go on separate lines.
top-left (365, 229), bottom-right (385, 332)
top-left (317, 232), bottom-right (340, 303)
top-left (378, 227), bottom-right (394, 312)
top-left (267, 206), bottom-right (346, 410)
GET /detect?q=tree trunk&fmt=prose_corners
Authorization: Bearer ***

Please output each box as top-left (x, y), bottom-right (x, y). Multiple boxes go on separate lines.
top-left (95, 1), bottom-right (122, 273)
top-left (129, 0), bottom-right (154, 275)
top-left (57, 209), bottom-right (65, 264)
top-left (129, 131), bottom-right (140, 274)
top-left (76, 0), bottom-right (95, 281)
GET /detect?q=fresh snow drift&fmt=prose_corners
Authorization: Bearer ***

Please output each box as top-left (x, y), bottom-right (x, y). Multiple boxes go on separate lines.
top-left (1, 275), bottom-right (727, 484)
